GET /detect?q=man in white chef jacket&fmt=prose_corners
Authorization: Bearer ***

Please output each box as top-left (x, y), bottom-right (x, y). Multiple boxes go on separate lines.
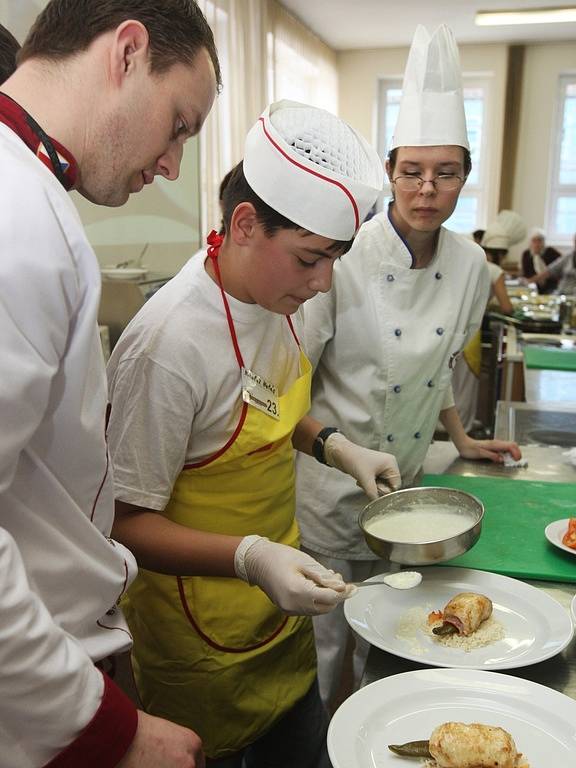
top-left (296, 24), bottom-right (522, 709)
top-left (0, 2), bottom-right (219, 766)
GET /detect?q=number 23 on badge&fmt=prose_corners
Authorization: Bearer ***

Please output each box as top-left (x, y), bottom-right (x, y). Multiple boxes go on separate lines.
top-left (241, 367), bottom-right (280, 420)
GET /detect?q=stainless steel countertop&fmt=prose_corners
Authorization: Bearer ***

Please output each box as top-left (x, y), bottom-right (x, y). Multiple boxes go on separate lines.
top-left (361, 439), bottom-right (576, 700)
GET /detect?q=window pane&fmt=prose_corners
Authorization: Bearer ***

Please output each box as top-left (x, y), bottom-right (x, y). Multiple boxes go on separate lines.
top-left (384, 88), bottom-right (402, 156)
top-left (463, 88), bottom-right (484, 186)
top-left (555, 196), bottom-right (576, 236)
top-left (559, 83), bottom-right (576, 185)
top-left (444, 195), bottom-right (478, 234)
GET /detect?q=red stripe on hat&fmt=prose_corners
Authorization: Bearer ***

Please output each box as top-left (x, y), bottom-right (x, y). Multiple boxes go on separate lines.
top-left (258, 117), bottom-right (360, 232)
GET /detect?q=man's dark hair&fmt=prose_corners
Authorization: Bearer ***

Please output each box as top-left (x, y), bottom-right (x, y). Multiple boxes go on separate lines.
top-left (18, 0), bottom-right (221, 88)
top-left (472, 229), bottom-right (485, 244)
top-left (0, 24), bottom-right (20, 82)
top-left (387, 146), bottom-right (472, 178)
top-left (221, 162), bottom-right (354, 256)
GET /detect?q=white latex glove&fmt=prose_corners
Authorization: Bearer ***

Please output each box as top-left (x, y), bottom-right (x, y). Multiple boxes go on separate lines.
top-left (324, 432), bottom-right (401, 500)
top-left (234, 535), bottom-right (356, 616)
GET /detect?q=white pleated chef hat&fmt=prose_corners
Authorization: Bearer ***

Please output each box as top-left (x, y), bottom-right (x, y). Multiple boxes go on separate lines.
top-left (481, 210), bottom-right (527, 250)
top-left (243, 100), bottom-right (383, 241)
top-left (391, 24), bottom-right (469, 151)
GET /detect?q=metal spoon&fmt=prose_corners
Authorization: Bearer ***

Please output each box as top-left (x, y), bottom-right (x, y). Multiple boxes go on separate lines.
top-left (350, 571), bottom-right (422, 590)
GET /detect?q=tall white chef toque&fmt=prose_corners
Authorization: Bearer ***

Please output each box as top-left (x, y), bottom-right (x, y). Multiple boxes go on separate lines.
top-left (482, 210), bottom-right (526, 250)
top-left (243, 100), bottom-right (383, 241)
top-left (391, 24), bottom-right (469, 150)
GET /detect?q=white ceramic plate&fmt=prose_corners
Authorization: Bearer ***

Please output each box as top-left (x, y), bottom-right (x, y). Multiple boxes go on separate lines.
top-left (571, 594), bottom-right (576, 625)
top-left (344, 566), bottom-right (573, 670)
top-left (327, 668), bottom-right (576, 768)
top-left (545, 519), bottom-right (576, 557)
top-left (101, 267), bottom-right (148, 280)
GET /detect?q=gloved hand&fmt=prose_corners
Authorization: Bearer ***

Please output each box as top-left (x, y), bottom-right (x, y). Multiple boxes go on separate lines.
top-left (324, 432), bottom-right (401, 500)
top-left (234, 535), bottom-right (356, 616)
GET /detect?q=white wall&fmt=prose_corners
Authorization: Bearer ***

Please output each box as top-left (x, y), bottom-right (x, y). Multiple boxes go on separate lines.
top-left (336, 43), bottom-right (508, 228)
top-left (512, 42), bottom-right (576, 253)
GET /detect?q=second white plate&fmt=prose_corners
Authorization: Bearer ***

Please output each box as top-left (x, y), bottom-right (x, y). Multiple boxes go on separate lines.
top-left (545, 519), bottom-right (576, 557)
top-left (328, 669), bottom-right (576, 768)
top-left (344, 566), bottom-right (573, 670)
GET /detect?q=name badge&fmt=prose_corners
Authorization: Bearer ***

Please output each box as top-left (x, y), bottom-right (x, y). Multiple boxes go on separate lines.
top-left (241, 367), bottom-right (280, 420)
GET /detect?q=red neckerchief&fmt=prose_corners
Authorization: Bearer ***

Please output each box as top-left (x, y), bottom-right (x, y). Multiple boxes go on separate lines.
top-left (0, 92), bottom-right (78, 190)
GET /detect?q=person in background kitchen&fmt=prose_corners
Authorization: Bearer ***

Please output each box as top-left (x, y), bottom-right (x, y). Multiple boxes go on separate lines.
top-left (0, 23), bottom-right (20, 81)
top-left (525, 231), bottom-right (576, 297)
top-left (295, 24), bottom-right (522, 710)
top-left (0, 1), bottom-right (219, 767)
top-left (452, 211), bottom-right (525, 433)
top-left (521, 228), bottom-right (562, 294)
top-left (106, 100), bottom-right (400, 767)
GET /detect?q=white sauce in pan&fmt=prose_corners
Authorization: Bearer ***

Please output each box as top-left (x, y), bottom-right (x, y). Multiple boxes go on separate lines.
top-left (365, 506), bottom-right (473, 543)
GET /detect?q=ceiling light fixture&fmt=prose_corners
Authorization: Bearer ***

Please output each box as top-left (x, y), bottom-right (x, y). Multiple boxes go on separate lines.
top-left (475, 6), bottom-right (576, 26)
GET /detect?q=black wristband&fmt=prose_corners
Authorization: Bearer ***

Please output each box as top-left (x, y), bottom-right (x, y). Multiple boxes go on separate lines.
top-left (312, 427), bottom-right (340, 465)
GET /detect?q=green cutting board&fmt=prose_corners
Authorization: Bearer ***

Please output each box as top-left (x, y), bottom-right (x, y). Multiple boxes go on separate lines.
top-left (420, 474), bottom-right (576, 582)
top-left (524, 345), bottom-right (576, 371)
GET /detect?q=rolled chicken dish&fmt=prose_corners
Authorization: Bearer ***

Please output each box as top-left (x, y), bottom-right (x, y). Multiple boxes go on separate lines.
top-left (430, 592), bottom-right (492, 637)
top-left (389, 721), bottom-right (529, 767)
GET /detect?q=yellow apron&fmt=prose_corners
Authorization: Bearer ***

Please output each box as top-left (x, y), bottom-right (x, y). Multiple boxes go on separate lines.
top-left (462, 329), bottom-right (482, 377)
top-left (123, 234), bottom-right (316, 758)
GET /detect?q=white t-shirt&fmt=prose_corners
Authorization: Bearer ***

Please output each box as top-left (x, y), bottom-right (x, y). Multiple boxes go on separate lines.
top-left (107, 252), bottom-right (303, 511)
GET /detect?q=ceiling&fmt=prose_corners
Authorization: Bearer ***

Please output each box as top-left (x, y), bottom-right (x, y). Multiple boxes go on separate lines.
top-left (279, 0), bottom-right (576, 50)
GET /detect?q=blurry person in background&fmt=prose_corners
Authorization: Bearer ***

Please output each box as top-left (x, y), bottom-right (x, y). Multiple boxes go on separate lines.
top-left (453, 211), bottom-right (525, 432)
top-left (521, 229), bottom-right (561, 294)
top-left (0, 23), bottom-right (20, 81)
top-left (526, 232), bottom-right (576, 297)
top-left (0, 1), bottom-right (219, 766)
top-left (472, 228), bottom-right (485, 245)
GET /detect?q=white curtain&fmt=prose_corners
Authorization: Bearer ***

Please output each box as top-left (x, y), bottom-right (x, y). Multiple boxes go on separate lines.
top-left (197, 0), bottom-right (270, 238)
top-left (268, 1), bottom-right (338, 114)
top-left (197, 0), bottom-right (339, 240)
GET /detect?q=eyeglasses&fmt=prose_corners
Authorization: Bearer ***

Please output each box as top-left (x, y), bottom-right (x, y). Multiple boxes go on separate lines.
top-left (392, 174), bottom-right (464, 192)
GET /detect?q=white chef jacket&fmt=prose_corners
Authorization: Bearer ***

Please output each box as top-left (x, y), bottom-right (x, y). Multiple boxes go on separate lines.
top-left (0, 124), bottom-right (138, 767)
top-left (296, 207), bottom-right (490, 559)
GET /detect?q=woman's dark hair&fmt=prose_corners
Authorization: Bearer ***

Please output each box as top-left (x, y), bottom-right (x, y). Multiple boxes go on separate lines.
top-left (387, 146), bottom-right (472, 177)
top-left (221, 162), bottom-right (354, 256)
top-left (18, 0), bottom-right (221, 86)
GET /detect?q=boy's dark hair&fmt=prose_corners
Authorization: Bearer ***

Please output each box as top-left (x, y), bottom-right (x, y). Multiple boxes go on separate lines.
top-left (387, 146), bottom-right (472, 177)
top-left (0, 24), bottom-right (20, 82)
top-left (18, 0), bottom-right (221, 87)
top-left (221, 162), bottom-right (354, 256)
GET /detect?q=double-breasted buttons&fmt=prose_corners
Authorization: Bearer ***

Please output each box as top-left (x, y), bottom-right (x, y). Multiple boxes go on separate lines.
top-left (393, 385), bottom-right (401, 393)
top-left (427, 379), bottom-right (434, 387)
top-left (435, 272), bottom-right (442, 280)
top-left (386, 434), bottom-right (394, 442)
top-left (394, 328), bottom-right (402, 337)
top-left (436, 327), bottom-right (444, 336)
top-left (414, 431), bottom-right (422, 439)
top-left (387, 274), bottom-right (395, 282)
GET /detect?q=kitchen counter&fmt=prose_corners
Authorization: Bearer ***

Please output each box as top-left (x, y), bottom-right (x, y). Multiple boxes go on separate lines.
top-left (361, 439), bottom-right (576, 700)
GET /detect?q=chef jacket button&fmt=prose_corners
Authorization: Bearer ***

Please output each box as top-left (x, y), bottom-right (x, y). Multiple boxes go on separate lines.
top-left (427, 379), bottom-right (434, 387)
top-left (394, 328), bottom-right (402, 337)
top-left (393, 384), bottom-right (401, 393)
top-left (387, 274), bottom-right (395, 282)
top-left (436, 327), bottom-right (444, 336)
top-left (386, 434), bottom-right (394, 442)
top-left (106, 607), bottom-right (116, 616)
top-left (414, 431), bottom-right (422, 438)
top-left (435, 272), bottom-right (442, 280)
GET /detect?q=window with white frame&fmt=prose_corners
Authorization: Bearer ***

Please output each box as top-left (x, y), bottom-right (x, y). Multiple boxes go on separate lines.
top-left (377, 77), bottom-right (489, 233)
top-left (547, 75), bottom-right (576, 244)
